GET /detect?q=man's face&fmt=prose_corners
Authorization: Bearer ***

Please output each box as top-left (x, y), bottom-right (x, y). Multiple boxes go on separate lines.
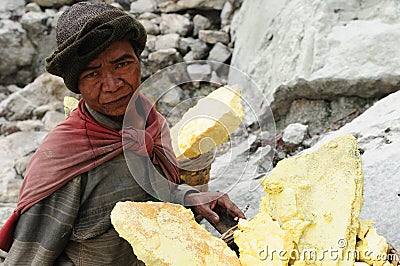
top-left (78, 40), bottom-right (141, 120)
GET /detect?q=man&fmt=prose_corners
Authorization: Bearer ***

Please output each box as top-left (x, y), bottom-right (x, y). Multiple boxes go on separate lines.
top-left (0, 2), bottom-right (244, 265)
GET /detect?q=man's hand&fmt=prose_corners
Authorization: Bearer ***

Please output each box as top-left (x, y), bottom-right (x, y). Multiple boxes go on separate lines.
top-left (185, 192), bottom-right (245, 223)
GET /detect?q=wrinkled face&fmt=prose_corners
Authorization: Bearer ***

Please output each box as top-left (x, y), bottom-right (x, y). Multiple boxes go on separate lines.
top-left (78, 40), bottom-right (141, 120)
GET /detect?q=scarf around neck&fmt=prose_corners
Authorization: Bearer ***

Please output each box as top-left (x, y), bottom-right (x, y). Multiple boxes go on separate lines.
top-left (0, 93), bottom-right (179, 251)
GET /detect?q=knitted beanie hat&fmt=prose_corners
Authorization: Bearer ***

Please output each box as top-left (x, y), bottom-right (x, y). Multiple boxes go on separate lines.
top-left (46, 2), bottom-right (147, 93)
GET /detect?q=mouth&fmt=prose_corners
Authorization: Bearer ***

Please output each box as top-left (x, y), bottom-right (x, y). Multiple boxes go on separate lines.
top-left (103, 94), bottom-right (131, 105)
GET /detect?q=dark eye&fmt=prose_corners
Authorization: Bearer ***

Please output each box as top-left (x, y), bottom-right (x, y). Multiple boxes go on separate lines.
top-left (116, 61), bottom-right (130, 69)
top-left (84, 71), bottom-right (99, 79)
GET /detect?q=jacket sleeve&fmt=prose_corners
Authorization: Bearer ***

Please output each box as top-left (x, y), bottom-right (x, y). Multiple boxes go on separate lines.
top-left (4, 176), bottom-right (82, 265)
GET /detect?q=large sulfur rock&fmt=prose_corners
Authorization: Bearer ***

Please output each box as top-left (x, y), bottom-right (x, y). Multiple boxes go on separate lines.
top-left (231, 0), bottom-right (400, 127)
top-left (235, 135), bottom-right (364, 265)
top-left (306, 90), bottom-right (400, 248)
top-left (170, 86), bottom-right (244, 159)
top-left (111, 201), bottom-right (241, 265)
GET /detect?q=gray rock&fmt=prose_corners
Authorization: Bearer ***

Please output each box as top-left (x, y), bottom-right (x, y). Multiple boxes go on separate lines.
top-left (0, 0), bottom-right (25, 19)
top-left (32, 101), bottom-right (63, 119)
top-left (283, 99), bottom-right (329, 133)
top-left (159, 13), bottom-right (192, 36)
top-left (130, 0), bottom-right (158, 14)
top-left (187, 63), bottom-right (212, 81)
top-left (155, 33), bottom-right (180, 50)
top-left (220, 1), bottom-right (233, 27)
top-left (231, 0), bottom-right (400, 126)
top-left (148, 48), bottom-right (182, 67)
top-left (178, 37), bottom-right (195, 54)
top-left (282, 123), bottom-right (308, 145)
top-left (138, 19), bottom-right (160, 35)
top-left (193, 14), bottom-right (211, 37)
top-left (0, 202), bottom-right (17, 227)
top-left (161, 87), bottom-right (183, 106)
top-left (140, 69), bottom-right (179, 104)
top-left (207, 42), bottom-right (231, 63)
top-left (42, 110), bottom-right (65, 131)
top-left (31, 0), bottom-right (73, 8)
top-left (138, 12), bottom-right (160, 20)
top-left (158, 0), bottom-right (226, 13)
top-left (21, 10), bottom-right (57, 79)
top-left (0, 73), bottom-right (72, 121)
top-left (188, 39), bottom-right (209, 60)
top-left (0, 120), bottom-right (43, 136)
top-left (183, 51), bottom-right (196, 62)
top-left (15, 154), bottom-right (33, 176)
top-left (0, 19), bottom-right (35, 85)
top-left (0, 131), bottom-right (47, 192)
top-left (25, 2), bottom-right (42, 12)
top-left (198, 30), bottom-right (229, 44)
top-left (145, 34), bottom-right (157, 52)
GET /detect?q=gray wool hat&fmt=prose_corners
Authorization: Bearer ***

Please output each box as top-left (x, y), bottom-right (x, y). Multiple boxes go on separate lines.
top-left (45, 2), bottom-right (147, 93)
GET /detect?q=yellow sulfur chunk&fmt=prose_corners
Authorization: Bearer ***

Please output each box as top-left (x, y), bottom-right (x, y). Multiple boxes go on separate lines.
top-left (260, 134), bottom-right (364, 266)
top-left (170, 85), bottom-right (244, 159)
top-left (111, 201), bottom-right (241, 266)
top-left (356, 228), bottom-right (388, 266)
top-left (358, 220), bottom-right (374, 239)
top-left (234, 212), bottom-right (294, 266)
top-left (63, 96), bottom-right (79, 118)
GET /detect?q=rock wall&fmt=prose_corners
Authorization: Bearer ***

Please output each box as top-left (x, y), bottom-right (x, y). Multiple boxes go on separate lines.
top-left (231, 0), bottom-right (400, 132)
top-left (0, 0), bottom-right (241, 87)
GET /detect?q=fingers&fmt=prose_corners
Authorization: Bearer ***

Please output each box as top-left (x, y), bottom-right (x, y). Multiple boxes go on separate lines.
top-left (217, 194), bottom-right (245, 219)
top-left (195, 203), bottom-right (220, 223)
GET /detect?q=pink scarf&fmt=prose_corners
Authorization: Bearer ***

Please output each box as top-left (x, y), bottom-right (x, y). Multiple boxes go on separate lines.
top-left (0, 93), bottom-right (179, 251)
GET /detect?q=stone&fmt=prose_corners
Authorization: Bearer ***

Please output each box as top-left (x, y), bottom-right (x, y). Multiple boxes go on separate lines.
top-left (138, 19), bottom-right (160, 35)
top-left (282, 123), bottom-right (308, 145)
top-left (0, 19), bottom-right (35, 86)
top-left (25, 2), bottom-right (42, 12)
top-left (31, 0), bottom-right (73, 8)
top-left (193, 14), bottom-right (211, 37)
top-left (159, 13), bottom-right (192, 37)
top-left (0, 73), bottom-right (72, 121)
top-left (148, 48), bottom-right (182, 68)
top-left (130, 0), bottom-right (158, 14)
top-left (0, 131), bottom-right (47, 194)
top-left (187, 63), bottom-right (212, 81)
top-left (158, 0), bottom-right (226, 13)
top-left (207, 42), bottom-right (232, 63)
top-left (220, 1), bottom-right (233, 27)
top-left (0, 0), bottom-right (25, 19)
top-left (0, 120), bottom-right (43, 136)
top-left (178, 37), bottom-right (195, 54)
top-left (187, 39), bottom-right (209, 60)
top-left (145, 34), bottom-right (157, 51)
top-left (155, 33), bottom-right (180, 50)
top-left (32, 101), bottom-right (63, 119)
top-left (231, 0), bottom-right (400, 126)
top-left (15, 154), bottom-right (33, 176)
top-left (161, 87), bottom-right (183, 106)
top-left (42, 110), bottom-right (65, 131)
top-left (198, 30), bottom-right (229, 44)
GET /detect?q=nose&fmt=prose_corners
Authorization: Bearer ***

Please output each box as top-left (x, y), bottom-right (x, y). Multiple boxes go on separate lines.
top-left (102, 72), bottom-right (123, 92)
